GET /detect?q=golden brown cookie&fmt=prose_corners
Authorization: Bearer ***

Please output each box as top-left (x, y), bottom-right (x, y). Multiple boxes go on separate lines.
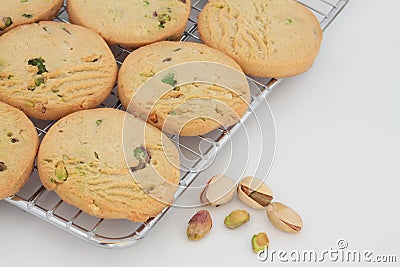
top-left (37, 108), bottom-right (180, 222)
top-left (67, 0), bottom-right (191, 48)
top-left (0, 21), bottom-right (118, 120)
top-left (0, 0), bottom-right (63, 36)
top-left (198, 0), bottom-right (323, 78)
top-left (118, 41), bottom-right (251, 136)
top-left (0, 101), bottom-right (39, 200)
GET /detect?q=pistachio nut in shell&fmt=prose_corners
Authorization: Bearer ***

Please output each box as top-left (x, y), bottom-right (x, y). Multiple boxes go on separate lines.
top-left (224, 210), bottom-right (250, 229)
top-left (237, 176), bottom-right (273, 209)
top-left (251, 232), bottom-right (269, 253)
top-left (186, 210), bottom-right (212, 241)
top-left (200, 174), bottom-right (236, 206)
top-left (267, 202), bottom-right (303, 233)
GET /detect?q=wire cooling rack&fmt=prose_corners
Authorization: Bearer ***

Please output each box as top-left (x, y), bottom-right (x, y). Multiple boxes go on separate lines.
top-left (4, 0), bottom-right (349, 248)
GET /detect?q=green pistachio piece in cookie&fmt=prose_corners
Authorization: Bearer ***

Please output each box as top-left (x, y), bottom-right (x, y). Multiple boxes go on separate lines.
top-left (4, 17), bottom-right (12, 27)
top-left (134, 146), bottom-right (150, 163)
top-left (285, 18), bottom-right (293, 25)
top-left (139, 71), bottom-right (155, 77)
top-left (0, 17), bottom-right (13, 31)
top-left (55, 162), bottom-right (68, 182)
top-left (34, 76), bottom-right (44, 86)
top-left (22, 14), bottom-right (33, 19)
top-left (26, 100), bottom-right (35, 107)
top-left (131, 146), bottom-right (151, 172)
top-left (158, 13), bottom-right (171, 29)
top-left (28, 57), bottom-right (48, 74)
top-left (161, 72), bottom-right (177, 86)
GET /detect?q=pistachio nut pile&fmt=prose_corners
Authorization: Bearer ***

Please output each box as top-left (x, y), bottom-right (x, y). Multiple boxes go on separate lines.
top-left (187, 174), bottom-right (303, 254)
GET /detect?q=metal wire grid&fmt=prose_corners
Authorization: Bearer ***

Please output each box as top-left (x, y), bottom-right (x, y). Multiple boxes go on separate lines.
top-left (4, 0), bottom-right (349, 248)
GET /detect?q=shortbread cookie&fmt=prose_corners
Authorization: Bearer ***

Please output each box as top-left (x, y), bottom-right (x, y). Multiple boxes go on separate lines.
top-left (198, 0), bottom-right (323, 78)
top-left (118, 41), bottom-right (251, 136)
top-left (0, 21), bottom-right (118, 120)
top-left (67, 0), bottom-right (191, 48)
top-left (0, 101), bottom-right (39, 200)
top-left (0, 0), bottom-right (63, 36)
top-left (37, 108), bottom-right (180, 222)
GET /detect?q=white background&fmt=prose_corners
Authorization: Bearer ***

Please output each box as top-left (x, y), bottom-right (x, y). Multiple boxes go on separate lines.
top-left (1, 1), bottom-right (399, 266)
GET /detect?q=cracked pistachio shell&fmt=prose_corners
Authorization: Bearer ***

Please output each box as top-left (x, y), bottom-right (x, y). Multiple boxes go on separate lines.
top-left (237, 176), bottom-right (273, 209)
top-left (186, 210), bottom-right (212, 241)
top-left (267, 202), bottom-right (303, 233)
top-left (200, 174), bottom-right (236, 206)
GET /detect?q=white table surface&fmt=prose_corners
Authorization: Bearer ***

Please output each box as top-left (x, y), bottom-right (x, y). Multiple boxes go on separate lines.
top-left (1, 1), bottom-right (399, 266)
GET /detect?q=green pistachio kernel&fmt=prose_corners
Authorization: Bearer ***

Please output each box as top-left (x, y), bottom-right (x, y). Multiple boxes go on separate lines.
top-left (34, 76), bottom-right (44, 86)
top-left (285, 18), bottom-right (293, 25)
top-left (55, 162), bottom-right (68, 182)
top-left (28, 57), bottom-right (48, 74)
top-left (131, 146), bottom-right (150, 172)
top-left (224, 210), bottom-right (250, 229)
top-left (22, 14), bottom-right (33, 18)
top-left (161, 72), bottom-right (177, 86)
top-left (158, 13), bottom-right (171, 29)
top-left (26, 100), bottom-right (35, 107)
top-left (252, 232), bottom-right (269, 253)
top-left (139, 70), bottom-right (155, 77)
top-left (0, 17), bottom-right (13, 31)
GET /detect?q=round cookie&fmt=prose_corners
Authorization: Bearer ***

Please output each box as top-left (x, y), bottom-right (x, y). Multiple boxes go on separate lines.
top-left (67, 0), bottom-right (191, 48)
top-left (118, 41), bottom-right (251, 136)
top-left (0, 101), bottom-right (39, 200)
top-left (0, 21), bottom-right (118, 120)
top-left (37, 108), bottom-right (180, 222)
top-left (198, 0), bottom-right (323, 78)
top-left (0, 0), bottom-right (63, 36)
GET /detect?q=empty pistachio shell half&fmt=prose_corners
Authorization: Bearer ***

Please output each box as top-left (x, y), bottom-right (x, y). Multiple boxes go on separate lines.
top-left (200, 174), bottom-right (236, 206)
top-left (252, 232), bottom-right (269, 253)
top-left (224, 210), bottom-right (250, 229)
top-left (237, 176), bottom-right (273, 209)
top-left (267, 202), bottom-right (303, 233)
top-left (186, 210), bottom-right (212, 241)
